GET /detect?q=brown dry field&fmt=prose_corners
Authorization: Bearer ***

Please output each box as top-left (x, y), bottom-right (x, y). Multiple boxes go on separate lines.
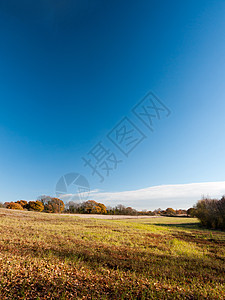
top-left (0, 208), bottom-right (225, 299)
top-left (61, 213), bottom-right (163, 219)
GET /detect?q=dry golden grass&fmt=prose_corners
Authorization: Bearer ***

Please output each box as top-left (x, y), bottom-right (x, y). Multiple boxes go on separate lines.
top-left (0, 208), bottom-right (225, 299)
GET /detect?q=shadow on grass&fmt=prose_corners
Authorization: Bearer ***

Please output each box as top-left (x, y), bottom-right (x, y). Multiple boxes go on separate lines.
top-left (152, 222), bottom-right (225, 235)
top-left (151, 222), bottom-right (200, 230)
top-left (2, 233), bottom-right (224, 278)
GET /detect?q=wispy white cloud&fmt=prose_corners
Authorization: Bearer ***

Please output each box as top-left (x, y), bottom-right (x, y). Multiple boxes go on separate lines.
top-left (60, 181), bottom-right (225, 210)
top-left (89, 181), bottom-right (225, 210)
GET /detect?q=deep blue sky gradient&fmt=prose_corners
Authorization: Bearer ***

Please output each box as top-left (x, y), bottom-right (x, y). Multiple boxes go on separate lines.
top-left (1, 0), bottom-right (225, 207)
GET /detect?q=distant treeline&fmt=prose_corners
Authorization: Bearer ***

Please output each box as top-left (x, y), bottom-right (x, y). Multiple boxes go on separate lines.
top-left (2, 195), bottom-right (225, 230)
top-left (65, 201), bottom-right (187, 216)
top-left (0, 196), bottom-right (64, 213)
top-left (0, 196), bottom-right (188, 216)
top-left (189, 196), bottom-right (225, 230)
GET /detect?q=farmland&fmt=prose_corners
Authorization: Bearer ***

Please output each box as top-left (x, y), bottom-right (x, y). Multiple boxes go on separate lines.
top-left (0, 208), bottom-right (225, 299)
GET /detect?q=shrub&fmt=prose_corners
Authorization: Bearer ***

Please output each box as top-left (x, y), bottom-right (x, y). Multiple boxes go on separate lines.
top-left (194, 197), bottom-right (225, 230)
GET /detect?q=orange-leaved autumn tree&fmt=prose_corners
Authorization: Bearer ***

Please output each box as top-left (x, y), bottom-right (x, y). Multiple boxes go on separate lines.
top-left (6, 202), bottom-right (23, 210)
top-left (81, 200), bottom-right (107, 214)
top-left (27, 200), bottom-right (44, 212)
top-left (165, 208), bottom-right (176, 216)
top-left (16, 200), bottom-right (28, 208)
top-left (39, 196), bottom-right (65, 213)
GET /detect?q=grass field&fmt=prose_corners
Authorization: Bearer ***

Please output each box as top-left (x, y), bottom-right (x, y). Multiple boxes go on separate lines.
top-left (0, 208), bottom-right (225, 299)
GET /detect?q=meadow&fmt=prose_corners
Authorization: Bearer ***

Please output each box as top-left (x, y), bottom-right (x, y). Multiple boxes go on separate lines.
top-left (0, 208), bottom-right (224, 299)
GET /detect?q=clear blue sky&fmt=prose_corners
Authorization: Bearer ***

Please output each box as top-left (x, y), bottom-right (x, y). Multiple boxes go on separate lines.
top-left (1, 0), bottom-right (225, 209)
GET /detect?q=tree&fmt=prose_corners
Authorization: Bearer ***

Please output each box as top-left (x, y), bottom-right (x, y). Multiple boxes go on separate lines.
top-left (27, 200), bottom-right (44, 212)
top-left (80, 200), bottom-right (107, 214)
top-left (125, 207), bottom-right (137, 215)
top-left (6, 202), bottom-right (23, 210)
top-left (66, 201), bottom-right (80, 213)
top-left (39, 196), bottom-right (65, 213)
top-left (115, 204), bottom-right (126, 215)
top-left (153, 208), bottom-right (162, 215)
top-left (16, 200), bottom-right (28, 208)
top-left (165, 208), bottom-right (176, 216)
top-left (187, 207), bottom-right (196, 217)
top-left (98, 203), bottom-right (107, 214)
top-left (217, 196), bottom-right (225, 229)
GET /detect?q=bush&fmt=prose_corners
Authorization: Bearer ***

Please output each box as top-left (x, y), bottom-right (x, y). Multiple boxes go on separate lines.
top-left (194, 197), bottom-right (225, 230)
top-left (6, 202), bottom-right (23, 210)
